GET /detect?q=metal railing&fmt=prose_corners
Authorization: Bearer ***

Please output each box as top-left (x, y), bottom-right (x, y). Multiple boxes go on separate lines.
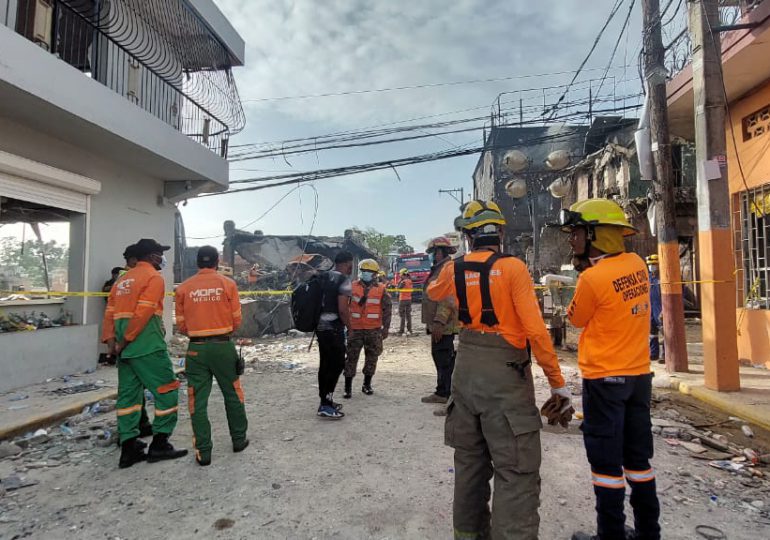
top-left (737, 185), bottom-right (770, 309)
top-left (663, 0), bottom-right (767, 79)
top-left (13, 0), bottom-right (243, 157)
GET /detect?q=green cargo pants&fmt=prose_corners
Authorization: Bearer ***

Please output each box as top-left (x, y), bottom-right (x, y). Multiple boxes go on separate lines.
top-left (445, 330), bottom-right (543, 540)
top-left (185, 340), bottom-right (248, 461)
top-left (344, 329), bottom-right (384, 378)
top-left (117, 350), bottom-right (180, 443)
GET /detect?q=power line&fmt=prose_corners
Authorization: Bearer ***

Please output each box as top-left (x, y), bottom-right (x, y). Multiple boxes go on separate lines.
top-left (545, 0), bottom-right (628, 119)
top-left (240, 64), bottom-right (636, 103)
top-left (595, 0), bottom-right (638, 99)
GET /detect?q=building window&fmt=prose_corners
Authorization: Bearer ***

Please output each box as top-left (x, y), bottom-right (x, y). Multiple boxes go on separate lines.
top-left (742, 104), bottom-right (770, 142)
top-left (739, 184), bottom-right (770, 309)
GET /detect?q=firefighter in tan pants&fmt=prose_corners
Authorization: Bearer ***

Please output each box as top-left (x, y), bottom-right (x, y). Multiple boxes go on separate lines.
top-left (427, 200), bottom-right (571, 539)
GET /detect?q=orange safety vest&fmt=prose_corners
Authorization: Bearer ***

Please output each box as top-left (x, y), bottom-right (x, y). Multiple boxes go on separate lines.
top-left (350, 281), bottom-right (385, 330)
top-left (399, 278), bottom-right (413, 302)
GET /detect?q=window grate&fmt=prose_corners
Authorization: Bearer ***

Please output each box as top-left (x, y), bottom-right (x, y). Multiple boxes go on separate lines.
top-left (738, 184), bottom-right (770, 309)
top-left (742, 104), bottom-right (770, 142)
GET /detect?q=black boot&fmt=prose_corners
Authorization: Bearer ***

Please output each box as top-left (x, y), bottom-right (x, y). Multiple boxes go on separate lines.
top-left (362, 375), bottom-right (374, 395)
top-left (233, 439), bottom-right (250, 453)
top-left (147, 433), bottom-right (188, 463)
top-left (343, 377), bottom-right (353, 399)
top-left (119, 437), bottom-right (147, 469)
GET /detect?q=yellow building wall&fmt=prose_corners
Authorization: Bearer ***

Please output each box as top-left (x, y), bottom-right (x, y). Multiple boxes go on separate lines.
top-left (727, 81), bottom-right (770, 369)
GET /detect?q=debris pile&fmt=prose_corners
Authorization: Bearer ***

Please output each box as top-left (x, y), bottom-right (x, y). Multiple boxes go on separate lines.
top-left (0, 309), bottom-right (73, 333)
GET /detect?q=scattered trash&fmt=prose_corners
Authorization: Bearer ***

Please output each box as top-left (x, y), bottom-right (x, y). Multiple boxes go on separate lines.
top-left (743, 448), bottom-right (759, 465)
top-left (695, 524), bottom-right (726, 540)
top-left (8, 404), bottom-right (29, 410)
top-left (741, 425), bottom-right (754, 438)
top-left (708, 460), bottom-right (744, 473)
top-left (679, 441), bottom-right (708, 454)
top-left (0, 442), bottom-right (22, 459)
top-left (1, 474), bottom-right (39, 491)
top-left (8, 393), bottom-right (29, 401)
top-left (51, 383), bottom-right (101, 395)
top-left (60, 425), bottom-right (74, 436)
top-left (271, 483), bottom-right (281, 490)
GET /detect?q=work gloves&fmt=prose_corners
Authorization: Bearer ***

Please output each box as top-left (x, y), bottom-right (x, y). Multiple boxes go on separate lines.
top-left (540, 386), bottom-right (575, 428)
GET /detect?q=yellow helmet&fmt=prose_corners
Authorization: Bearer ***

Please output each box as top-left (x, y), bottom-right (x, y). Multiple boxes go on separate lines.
top-left (399, 268), bottom-right (409, 275)
top-left (457, 200), bottom-right (507, 231)
top-left (358, 258), bottom-right (380, 273)
top-left (645, 254), bottom-right (659, 265)
top-left (558, 198), bottom-right (637, 236)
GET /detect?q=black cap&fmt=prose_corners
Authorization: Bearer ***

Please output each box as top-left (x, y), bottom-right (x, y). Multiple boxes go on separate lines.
top-left (197, 245), bottom-right (219, 266)
top-left (122, 244), bottom-right (139, 260)
top-left (133, 238), bottom-right (171, 257)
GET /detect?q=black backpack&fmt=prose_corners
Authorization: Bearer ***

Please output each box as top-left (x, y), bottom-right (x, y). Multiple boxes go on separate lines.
top-left (291, 272), bottom-right (327, 332)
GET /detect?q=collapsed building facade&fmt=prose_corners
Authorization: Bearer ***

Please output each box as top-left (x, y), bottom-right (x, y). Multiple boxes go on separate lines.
top-left (175, 219), bottom-right (378, 337)
top-left (472, 116), bottom-right (699, 312)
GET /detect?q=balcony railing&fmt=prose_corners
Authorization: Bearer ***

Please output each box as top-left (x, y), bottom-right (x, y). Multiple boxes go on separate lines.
top-left (663, 0), bottom-right (767, 80)
top-left (12, 0), bottom-right (245, 158)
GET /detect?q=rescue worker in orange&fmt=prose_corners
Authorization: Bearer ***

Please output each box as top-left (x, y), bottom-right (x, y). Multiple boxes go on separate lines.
top-left (343, 259), bottom-right (392, 398)
top-left (397, 268), bottom-right (413, 335)
top-left (175, 246), bottom-right (248, 466)
top-left (559, 199), bottom-right (660, 540)
top-left (102, 238), bottom-right (187, 468)
top-left (421, 236), bottom-right (459, 416)
top-left (427, 201), bottom-right (571, 539)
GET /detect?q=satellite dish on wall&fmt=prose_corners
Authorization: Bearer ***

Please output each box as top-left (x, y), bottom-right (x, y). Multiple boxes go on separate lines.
top-left (502, 150), bottom-right (529, 173)
top-left (505, 179), bottom-right (528, 199)
top-left (548, 177), bottom-right (571, 198)
top-left (545, 149), bottom-right (571, 170)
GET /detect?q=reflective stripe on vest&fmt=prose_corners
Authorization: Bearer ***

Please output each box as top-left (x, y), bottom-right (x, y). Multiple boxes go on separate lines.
top-left (453, 252), bottom-right (511, 327)
top-left (350, 282), bottom-right (385, 330)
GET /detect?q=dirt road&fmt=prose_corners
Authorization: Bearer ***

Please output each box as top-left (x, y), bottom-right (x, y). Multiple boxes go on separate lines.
top-left (1, 317), bottom-right (768, 539)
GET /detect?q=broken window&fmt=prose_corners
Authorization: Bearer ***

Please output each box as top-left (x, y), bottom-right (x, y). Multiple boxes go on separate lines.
top-left (0, 197), bottom-right (74, 331)
top-left (739, 185), bottom-right (770, 309)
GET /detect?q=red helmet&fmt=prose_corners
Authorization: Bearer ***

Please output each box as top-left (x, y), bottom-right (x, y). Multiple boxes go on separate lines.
top-left (426, 236), bottom-right (457, 254)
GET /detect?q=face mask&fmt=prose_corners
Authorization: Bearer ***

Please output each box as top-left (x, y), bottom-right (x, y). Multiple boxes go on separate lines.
top-left (158, 254), bottom-right (168, 270)
top-left (428, 253), bottom-right (435, 265)
top-left (360, 271), bottom-right (374, 283)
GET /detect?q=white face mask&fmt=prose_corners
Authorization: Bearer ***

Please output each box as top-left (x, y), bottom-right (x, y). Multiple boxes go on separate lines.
top-left (159, 255), bottom-right (168, 270)
top-left (360, 271), bottom-right (374, 283)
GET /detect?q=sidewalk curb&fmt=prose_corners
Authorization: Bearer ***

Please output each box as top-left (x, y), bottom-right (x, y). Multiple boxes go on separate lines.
top-left (0, 388), bottom-right (118, 441)
top-left (677, 382), bottom-right (770, 433)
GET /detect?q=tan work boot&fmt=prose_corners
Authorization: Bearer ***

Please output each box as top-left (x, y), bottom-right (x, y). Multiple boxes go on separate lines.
top-left (421, 393), bottom-right (448, 404)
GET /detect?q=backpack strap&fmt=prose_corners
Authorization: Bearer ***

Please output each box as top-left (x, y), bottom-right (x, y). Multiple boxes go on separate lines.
top-left (453, 252), bottom-right (511, 327)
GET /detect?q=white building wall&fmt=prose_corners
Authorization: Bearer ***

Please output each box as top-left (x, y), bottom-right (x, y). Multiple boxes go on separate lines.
top-left (0, 116), bottom-right (176, 333)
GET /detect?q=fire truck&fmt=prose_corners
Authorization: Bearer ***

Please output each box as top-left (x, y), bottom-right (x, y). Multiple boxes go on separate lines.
top-left (391, 253), bottom-right (432, 302)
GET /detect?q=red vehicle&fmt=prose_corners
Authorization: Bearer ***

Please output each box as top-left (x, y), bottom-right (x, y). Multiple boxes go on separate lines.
top-left (392, 253), bottom-right (432, 302)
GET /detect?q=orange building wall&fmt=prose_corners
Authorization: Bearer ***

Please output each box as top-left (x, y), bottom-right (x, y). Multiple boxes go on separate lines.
top-left (727, 81), bottom-right (770, 369)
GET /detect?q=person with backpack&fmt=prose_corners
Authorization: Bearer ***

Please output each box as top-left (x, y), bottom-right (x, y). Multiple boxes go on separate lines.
top-left (343, 259), bottom-right (391, 398)
top-left (315, 251), bottom-right (354, 419)
top-left (426, 200), bottom-right (570, 539)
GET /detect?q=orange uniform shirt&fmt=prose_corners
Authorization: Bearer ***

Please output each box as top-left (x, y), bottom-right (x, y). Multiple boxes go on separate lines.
top-left (567, 252), bottom-right (651, 379)
top-left (101, 261), bottom-right (165, 356)
top-left (427, 251), bottom-right (565, 388)
top-left (398, 278), bottom-right (413, 302)
top-left (175, 268), bottom-right (242, 337)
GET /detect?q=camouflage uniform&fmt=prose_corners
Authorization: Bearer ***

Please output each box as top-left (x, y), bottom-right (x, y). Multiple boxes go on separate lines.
top-left (345, 329), bottom-right (385, 378)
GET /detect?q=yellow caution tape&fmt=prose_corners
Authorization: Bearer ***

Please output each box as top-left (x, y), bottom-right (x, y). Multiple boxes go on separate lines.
top-left (0, 278), bottom-right (738, 301)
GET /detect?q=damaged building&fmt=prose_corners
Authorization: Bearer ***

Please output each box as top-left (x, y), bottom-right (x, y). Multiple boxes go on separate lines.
top-left (175, 220), bottom-right (378, 337)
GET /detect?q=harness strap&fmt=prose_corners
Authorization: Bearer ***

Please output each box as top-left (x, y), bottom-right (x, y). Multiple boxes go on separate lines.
top-left (453, 252), bottom-right (510, 327)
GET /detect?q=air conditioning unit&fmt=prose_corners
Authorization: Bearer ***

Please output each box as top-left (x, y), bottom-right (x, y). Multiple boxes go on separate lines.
top-left (32, 0), bottom-right (53, 51)
top-left (127, 59), bottom-right (141, 104)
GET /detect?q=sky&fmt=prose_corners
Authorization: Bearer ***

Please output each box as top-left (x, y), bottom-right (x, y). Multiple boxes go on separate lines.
top-left (2, 1), bottom-right (651, 252)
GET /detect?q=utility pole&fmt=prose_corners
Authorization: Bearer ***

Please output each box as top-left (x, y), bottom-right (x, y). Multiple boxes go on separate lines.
top-left (438, 188), bottom-right (465, 206)
top-left (689, 0), bottom-right (739, 390)
top-left (642, 0), bottom-right (689, 372)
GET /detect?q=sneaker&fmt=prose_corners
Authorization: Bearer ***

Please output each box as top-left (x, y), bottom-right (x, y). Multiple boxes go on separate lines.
top-left (332, 402), bottom-right (344, 412)
top-left (421, 393), bottom-right (448, 404)
top-left (317, 405), bottom-right (345, 419)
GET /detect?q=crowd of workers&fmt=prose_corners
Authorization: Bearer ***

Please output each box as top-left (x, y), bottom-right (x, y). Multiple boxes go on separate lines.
top-left (100, 194), bottom-right (662, 539)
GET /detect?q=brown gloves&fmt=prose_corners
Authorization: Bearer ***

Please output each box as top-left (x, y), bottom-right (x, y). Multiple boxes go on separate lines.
top-left (540, 394), bottom-right (575, 429)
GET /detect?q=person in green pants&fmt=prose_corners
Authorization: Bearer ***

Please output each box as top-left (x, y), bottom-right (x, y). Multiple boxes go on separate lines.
top-left (105, 238), bottom-right (188, 468)
top-left (175, 246), bottom-right (248, 466)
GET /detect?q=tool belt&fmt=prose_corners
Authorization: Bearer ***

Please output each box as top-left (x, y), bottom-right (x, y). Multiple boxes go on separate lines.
top-left (458, 329), bottom-right (531, 377)
top-left (190, 334), bottom-right (232, 343)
